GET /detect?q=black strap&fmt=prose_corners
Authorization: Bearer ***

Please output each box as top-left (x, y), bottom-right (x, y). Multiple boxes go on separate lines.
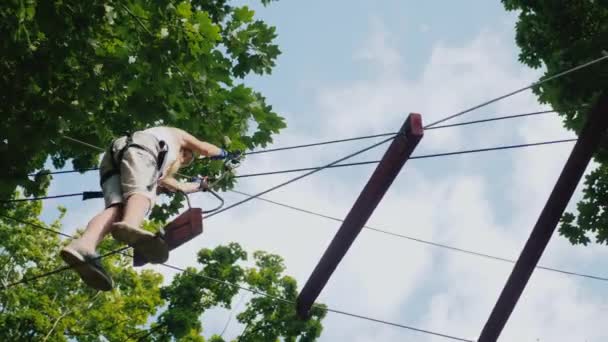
top-left (99, 170), bottom-right (119, 187)
top-left (157, 140), bottom-right (167, 174)
top-left (100, 134), bottom-right (167, 187)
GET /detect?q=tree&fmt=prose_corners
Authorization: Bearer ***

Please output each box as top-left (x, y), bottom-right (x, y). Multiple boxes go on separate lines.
top-left (1, 2), bottom-right (326, 339)
top-left (501, 1), bottom-right (608, 245)
top-left (0, 199), bottom-right (326, 341)
top-left (153, 246), bottom-right (326, 341)
top-left (0, 0), bottom-right (286, 220)
top-left (0, 198), bottom-right (165, 341)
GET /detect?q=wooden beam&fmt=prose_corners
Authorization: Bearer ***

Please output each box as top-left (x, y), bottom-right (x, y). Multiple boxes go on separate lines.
top-left (296, 113), bottom-right (424, 318)
top-left (478, 93), bottom-right (608, 342)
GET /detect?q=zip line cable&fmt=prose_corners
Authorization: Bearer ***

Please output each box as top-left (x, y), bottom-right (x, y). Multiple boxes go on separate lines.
top-left (28, 108), bottom-right (563, 178)
top-left (228, 190), bottom-right (608, 282)
top-left (0, 213), bottom-right (471, 342)
top-left (204, 135), bottom-right (396, 218)
top-left (0, 243), bottom-right (129, 289)
top-left (3, 179), bottom-right (607, 286)
top-left (236, 138), bottom-right (578, 178)
top-left (246, 109), bottom-right (561, 155)
top-left (157, 263), bottom-right (473, 342)
top-left (424, 109), bottom-right (559, 130)
top-left (2, 133), bottom-right (399, 286)
top-left (10, 136), bottom-right (397, 204)
top-left (422, 53), bottom-right (608, 129)
top-left (0, 213), bottom-right (73, 239)
top-left (0, 123), bottom-right (590, 336)
top-left (16, 34), bottom-right (606, 225)
top-left (0, 213), bottom-right (131, 289)
top-left (8, 137), bottom-right (578, 204)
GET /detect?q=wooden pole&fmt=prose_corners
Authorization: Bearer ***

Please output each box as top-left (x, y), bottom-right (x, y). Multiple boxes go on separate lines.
top-left (478, 93), bottom-right (608, 342)
top-left (296, 113), bottom-right (424, 318)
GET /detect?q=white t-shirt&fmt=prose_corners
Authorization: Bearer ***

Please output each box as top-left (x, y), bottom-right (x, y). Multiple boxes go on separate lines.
top-left (142, 126), bottom-right (179, 178)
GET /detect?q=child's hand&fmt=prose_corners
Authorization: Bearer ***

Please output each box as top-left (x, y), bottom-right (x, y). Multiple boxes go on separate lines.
top-left (189, 175), bottom-right (209, 191)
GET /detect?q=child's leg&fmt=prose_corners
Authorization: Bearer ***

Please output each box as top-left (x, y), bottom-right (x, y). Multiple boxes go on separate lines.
top-left (61, 205), bottom-right (122, 291)
top-left (120, 193), bottom-right (150, 228)
top-left (68, 205), bottom-right (123, 254)
top-left (112, 193), bottom-right (168, 264)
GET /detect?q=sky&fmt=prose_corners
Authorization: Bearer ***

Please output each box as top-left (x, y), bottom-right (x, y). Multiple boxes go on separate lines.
top-left (39, 1), bottom-right (608, 341)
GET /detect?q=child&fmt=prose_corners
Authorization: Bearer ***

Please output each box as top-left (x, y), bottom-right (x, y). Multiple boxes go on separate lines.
top-left (61, 127), bottom-right (236, 291)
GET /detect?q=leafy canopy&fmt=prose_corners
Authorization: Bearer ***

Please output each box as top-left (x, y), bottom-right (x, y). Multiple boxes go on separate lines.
top-left (1, 0), bottom-right (285, 220)
top-left (502, 0), bottom-right (608, 245)
top-left (0, 198), bottom-right (326, 341)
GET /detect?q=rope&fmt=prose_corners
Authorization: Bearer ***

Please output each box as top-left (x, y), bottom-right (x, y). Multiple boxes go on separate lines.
top-left (422, 53), bottom-right (608, 128)
top-left (236, 138), bottom-right (578, 178)
top-left (0, 246), bottom-right (129, 290)
top-left (0, 213), bottom-right (472, 341)
top-left (228, 191), bottom-right (608, 282)
top-left (7, 138), bottom-right (578, 203)
top-left (204, 135), bottom-right (397, 218)
top-left (220, 292), bottom-right (248, 337)
top-left (246, 109), bottom-right (561, 155)
top-left (32, 108), bottom-right (566, 178)
top-left (425, 109), bottom-right (558, 130)
top-left (157, 264), bottom-right (473, 341)
top-left (4, 208), bottom-right (607, 324)
top-left (0, 213), bottom-right (73, 238)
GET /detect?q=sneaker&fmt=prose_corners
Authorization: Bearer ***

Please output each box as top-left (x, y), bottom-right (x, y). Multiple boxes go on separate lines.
top-left (60, 246), bottom-right (113, 291)
top-left (111, 222), bottom-right (169, 264)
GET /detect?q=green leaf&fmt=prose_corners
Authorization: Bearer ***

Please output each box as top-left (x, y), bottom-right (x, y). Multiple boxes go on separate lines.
top-left (1, 0), bottom-right (284, 224)
top-left (503, 0), bottom-right (608, 248)
top-left (233, 6), bottom-right (255, 23)
top-left (176, 1), bottom-right (193, 19)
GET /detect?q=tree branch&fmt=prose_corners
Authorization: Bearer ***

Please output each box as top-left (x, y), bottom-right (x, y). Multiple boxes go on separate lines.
top-left (43, 292), bottom-right (101, 341)
top-left (119, 2), bottom-right (153, 37)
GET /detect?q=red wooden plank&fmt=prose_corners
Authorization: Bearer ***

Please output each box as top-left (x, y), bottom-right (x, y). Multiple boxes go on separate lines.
top-left (133, 208), bottom-right (203, 267)
top-left (296, 113), bottom-right (424, 318)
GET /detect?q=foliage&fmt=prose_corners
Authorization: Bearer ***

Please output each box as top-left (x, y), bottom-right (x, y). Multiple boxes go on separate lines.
top-left (0, 0), bottom-right (286, 220)
top-left (153, 247), bottom-right (327, 341)
top-left (0, 198), bottom-right (165, 341)
top-left (502, 0), bottom-right (608, 245)
top-left (236, 251), bottom-right (326, 342)
top-left (0, 1), bottom-right (325, 339)
top-left (0, 199), bottom-right (326, 341)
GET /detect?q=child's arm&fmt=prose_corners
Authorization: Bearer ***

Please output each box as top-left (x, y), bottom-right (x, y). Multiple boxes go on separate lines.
top-left (158, 176), bottom-right (201, 194)
top-left (171, 128), bottom-right (223, 157)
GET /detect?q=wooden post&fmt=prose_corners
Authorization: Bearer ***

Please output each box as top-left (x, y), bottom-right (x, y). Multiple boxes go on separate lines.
top-left (478, 93), bottom-right (608, 342)
top-left (296, 113), bottom-right (424, 318)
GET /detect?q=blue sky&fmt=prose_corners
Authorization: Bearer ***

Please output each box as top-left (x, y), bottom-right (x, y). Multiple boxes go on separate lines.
top-left (40, 1), bottom-right (608, 341)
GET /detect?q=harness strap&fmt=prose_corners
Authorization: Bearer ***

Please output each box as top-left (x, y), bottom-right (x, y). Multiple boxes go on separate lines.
top-left (100, 134), bottom-right (168, 189)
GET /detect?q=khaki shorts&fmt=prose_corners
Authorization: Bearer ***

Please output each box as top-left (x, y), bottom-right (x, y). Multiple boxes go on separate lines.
top-left (99, 132), bottom-right (161, 209)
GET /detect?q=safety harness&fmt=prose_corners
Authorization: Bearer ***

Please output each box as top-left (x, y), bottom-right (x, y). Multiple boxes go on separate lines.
top-left (99, 133), bottom-right (169, 190)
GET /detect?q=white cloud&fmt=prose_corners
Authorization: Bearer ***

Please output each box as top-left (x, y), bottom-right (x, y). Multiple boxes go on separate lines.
top-left (315, 27), bottom-right (543, 157)
top-left (354, 16), bottom-right (403, 76)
